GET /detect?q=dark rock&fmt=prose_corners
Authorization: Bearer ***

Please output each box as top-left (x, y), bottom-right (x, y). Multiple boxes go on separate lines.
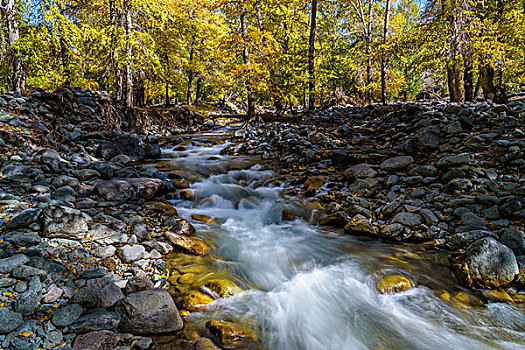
top-left (499, 196), bottom-right (525, 218)
top-left (392, 212), bottom-right (422, 228)
top-left (144, 143), bottom-right (161, 159)
top-left (72, 330), bottom-right (119, 350)
top-left (93, 178), bottom-right (165, 201)
top-left (380, 156), bottom-right (414, 172)
top-left (499, 228), bottom-right (525, 252)
top-left (4, 231), bottom-right (42, 247)
top-left (0, 254), bottom-right (29, 274)
top-left (5, 209), bottom-right (41, 230)
top-left (449, 230), bottom-right (498, 250)
top-left (0, 307), bottom-right (23, 334)
top-left (69, 310), bottom-right (121, 334)
top-left (435, 153), bottom-right (470, 168)
top-left (52, 304), bottom-right (84, 328)
top-left (116, 289), bottom-right (183, 334)
top-left (13, 289), bottom-right (38, 315)
top-left (87, 277), bottom-right (125, 308)
top-left (125, 276), bottom-right (154, 294)
top-left (344, 214), bottom-right (377, 235)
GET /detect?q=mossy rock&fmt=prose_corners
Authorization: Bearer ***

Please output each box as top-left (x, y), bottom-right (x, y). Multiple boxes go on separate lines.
top-left (175, 290), bottom-right (214, 311)
top-left (376, 275), bottom-right (411, 294)
top-left (165, 232), bottom-right (209, 255)
top-left (180, 189), bottom-right (194, 200)
top-left (304, 176), bottom-right (325, 191)
top-left (144, 201), bottom-right (178, 217)
top-left (203, 279), bottom-right (242, 298)
top-left (178, 273), bottom-right (196, 285)
top-left (205, 320), bottom-right (256, 349)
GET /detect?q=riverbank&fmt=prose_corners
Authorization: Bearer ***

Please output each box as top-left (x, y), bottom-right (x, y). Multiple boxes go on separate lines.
top-left (0, 88), bottom-right (523, 350)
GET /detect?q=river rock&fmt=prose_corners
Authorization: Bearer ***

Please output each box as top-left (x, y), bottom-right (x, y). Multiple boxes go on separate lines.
top-left (43, 204), bottom-right (89, 239)
top-left (380, 156), bottom-right (414, 172)
top-left (93, 178), bottom-right (165, 201)
top-left (4, 231), bottom-right (42, 247)
top-left (376, 275), bottom-right (412, 294)
top-left (452, 237), bottom-right (519, 288)
top-left (205, 320), bottom-right (256, 349)
top-left (116, 289), bottom-right (183, 334)
top-left (344, 214), bottom-right (377, 235)
top-left (70, 310), bottom-right (121, 334)
top-left (392, 212), bottom-right (422, 227)
top-left (13, 289), bottom-right (38, 315)
top-left (435, 153), bottom-right (470, 168)
top-left (203, 279), bottom-right (242, 298)
top-left (194, 338), bottom-right (220, 350)
top-left (499, 228), bottom-right (525, 252)
top-left (346, 164), bottom-right (377, 179)
top-left (165, 232), bottom-right (208, 255)
top-left (5, 208), bottom-right (41, 230)
top-left (118, 245), bottom-right (146, 263)
top-left (0, 307), bottom-right (23, 334)
top-left (175, 290), bottom-right (214, 311)
top-left (72, 330), bottom-right (119, 350)
top-left (87, 277), bottom-right (125, 308)
top-left (52, 303), bottom-right (84, 328)
top-left (0, 254), bottom-right (29, 274)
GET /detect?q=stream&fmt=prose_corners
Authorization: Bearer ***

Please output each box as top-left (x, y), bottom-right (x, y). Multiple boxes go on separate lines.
top-left (154, 126), bottom-right (524, 350)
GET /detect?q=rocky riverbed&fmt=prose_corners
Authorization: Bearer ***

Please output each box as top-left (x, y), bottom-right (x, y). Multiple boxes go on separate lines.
top-left (0, 87), bottom-right (523, 350)
top-left (229, 100), bottom-right (525, 300)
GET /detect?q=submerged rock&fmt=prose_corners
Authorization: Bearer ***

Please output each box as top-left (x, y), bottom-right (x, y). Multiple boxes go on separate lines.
top-left (376, 275), bottom-right (412, 294)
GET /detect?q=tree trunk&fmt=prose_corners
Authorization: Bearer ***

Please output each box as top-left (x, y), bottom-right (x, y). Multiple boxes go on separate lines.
top-left (480, 63), bottom-right (496, 101)
top-left (5, 0), bottom-right (25, 93)
top-left (447, 62), bottom-right (464, 103)
top-left (464, 62), bottom-right (473, 102)
top-left (308, 0), bottom-right (318, 110)
top-left (186, 42), bottom-right (194, 104)
top-left (381, 0), bottom-right (390, 104)
top-left (165, 82), bottom-right (170, 107)
top-left (195, 75), bottom-right (202, 103)
top-left (241, 9), bottom-right (255, 120)
top-left (124, 0), bottom-right (133, 107)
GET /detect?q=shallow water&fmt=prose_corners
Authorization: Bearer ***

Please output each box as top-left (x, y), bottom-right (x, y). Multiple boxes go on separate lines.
top-left (158, 126), bottom-right (525, 350)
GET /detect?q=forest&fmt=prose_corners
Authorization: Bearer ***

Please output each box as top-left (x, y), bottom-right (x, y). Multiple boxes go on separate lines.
top-left (1, 0), bottom-right (524, 112)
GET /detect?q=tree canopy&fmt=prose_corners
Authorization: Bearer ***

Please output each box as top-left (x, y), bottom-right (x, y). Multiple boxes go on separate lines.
top-left (1, 0), bottom-right (524, 107)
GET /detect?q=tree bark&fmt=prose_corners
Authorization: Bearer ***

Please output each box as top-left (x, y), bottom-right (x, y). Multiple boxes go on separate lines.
top-left (195, 75), bottom-right (202, 103)
top-left (186, 42), bottom-right (194, 104)
top-left (124, 0), bottom-right (133, 107)
top-left (109, 0), bottom-right (123, 100)
top-left (381, 0), bottom-right (390, 104)
top-left (480, 63), bottom-right (496, 101)
top-left (464, 61), bottom-right (473, 102)
top-left (5, 0), bottom-right (25, 93)
top-left (447, 62), bottom-right (464, 103)
top-left (308, 0), bottom-right (318, 110)
top-left (240, 9), bottom-right (255, 120)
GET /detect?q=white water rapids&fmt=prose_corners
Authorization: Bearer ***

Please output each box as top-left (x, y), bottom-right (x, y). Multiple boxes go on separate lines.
top-left (158, 127), bottom-right (525, 350)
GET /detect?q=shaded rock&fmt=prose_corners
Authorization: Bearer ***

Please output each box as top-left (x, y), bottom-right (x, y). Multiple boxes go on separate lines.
top-left (452, 237), bottom-right (519, 288)
top-left (52, 303), bottom-right (84, 328)
top-left (144, 143), bottom-right (161, 159)
top-left (87, 277), bottom-right (125, 308)
top-left (125, 276), bottom-right (154, 294)
top-left (344, 214), bottom-right (377, 235)
top-left (380, 156), bottom-right (414, 172)
top-left (4, 231), bottom-right (42, 247)
top-left (43, 205), bottom-right (88, 240)
top-left (72, 330), bottom-right (119, 350)
top-left (116, 289), bottom-right (183, 334)
top-left (5, 209), bottom-right (41, 230)
top-left (0, 307), bottom-right (23, 334)
top-left (194, 338), bottom-right (220, 350)
top-left (346, 164), bottom-right (377, 179)
top-left (0, 254), bottom-right (29, 274)
top-left (70, 310), bottom-right (121, 334)
top-left (499, 196), bottom-right (525, 218)
top-left (392, 212), bottom-right (422, 228)
top-left (499, 228), bottom-right (525, 251)
top-left (449, 230), bottom-right (498, 250)
top-left (436, 153), bottom-right (470, 168)
top-left (94, 178), bottom-right (165, 201)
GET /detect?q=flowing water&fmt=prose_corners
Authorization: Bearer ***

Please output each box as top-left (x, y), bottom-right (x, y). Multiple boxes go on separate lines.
top-left (156, 126), bottom-right (525, 350)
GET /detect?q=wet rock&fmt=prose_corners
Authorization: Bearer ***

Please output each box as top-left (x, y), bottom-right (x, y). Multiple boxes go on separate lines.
top-left (344, 214), bottom-right (377, 235)
top-left (452, 237), bottom-right (519, 288)
top-left (191, 213), bottom-right (218, 224)
top-left (165, 232), bottom-right (208, 255)
top-left (0, 307), bottom-right (23, 334)
top-left (376, 275), bottom-right (412, 294)
top-left (144, 143), bottom-right (161, 159)
top-left (175, 290), bottom-right (214, 311)
top-left (43, 204), bottom-right (88, 240)
top-left (116, 289), bottom-right (183, 334)
top-left (205, 320), bottom-right (256, 349)
top-left (0, 254), bottom-right (29, 274)
top-left (70, 310), bottom-right (121, 334)
top-left (380, 156), bottom-right (414, 172)
top-left (52, 303), bottom-right (84, 328)
top-left (380, 223), bottom-right (408, 241)
top-left (203, 279), bottom-right (242, 298)
top-left (72, 330), bottom-right (119, 350)
top-left (194, 338), bottom-right (220, 350)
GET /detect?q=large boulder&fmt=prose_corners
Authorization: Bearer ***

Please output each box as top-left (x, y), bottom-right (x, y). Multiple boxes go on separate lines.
top-left (93, 178), bottom-right (165, 201)
top-left (43, 205), bottom-right (89, 240)
top-left (116, 289), bottom-right (183, 334)
top-left (452, 237), bottom-right (519, 288)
